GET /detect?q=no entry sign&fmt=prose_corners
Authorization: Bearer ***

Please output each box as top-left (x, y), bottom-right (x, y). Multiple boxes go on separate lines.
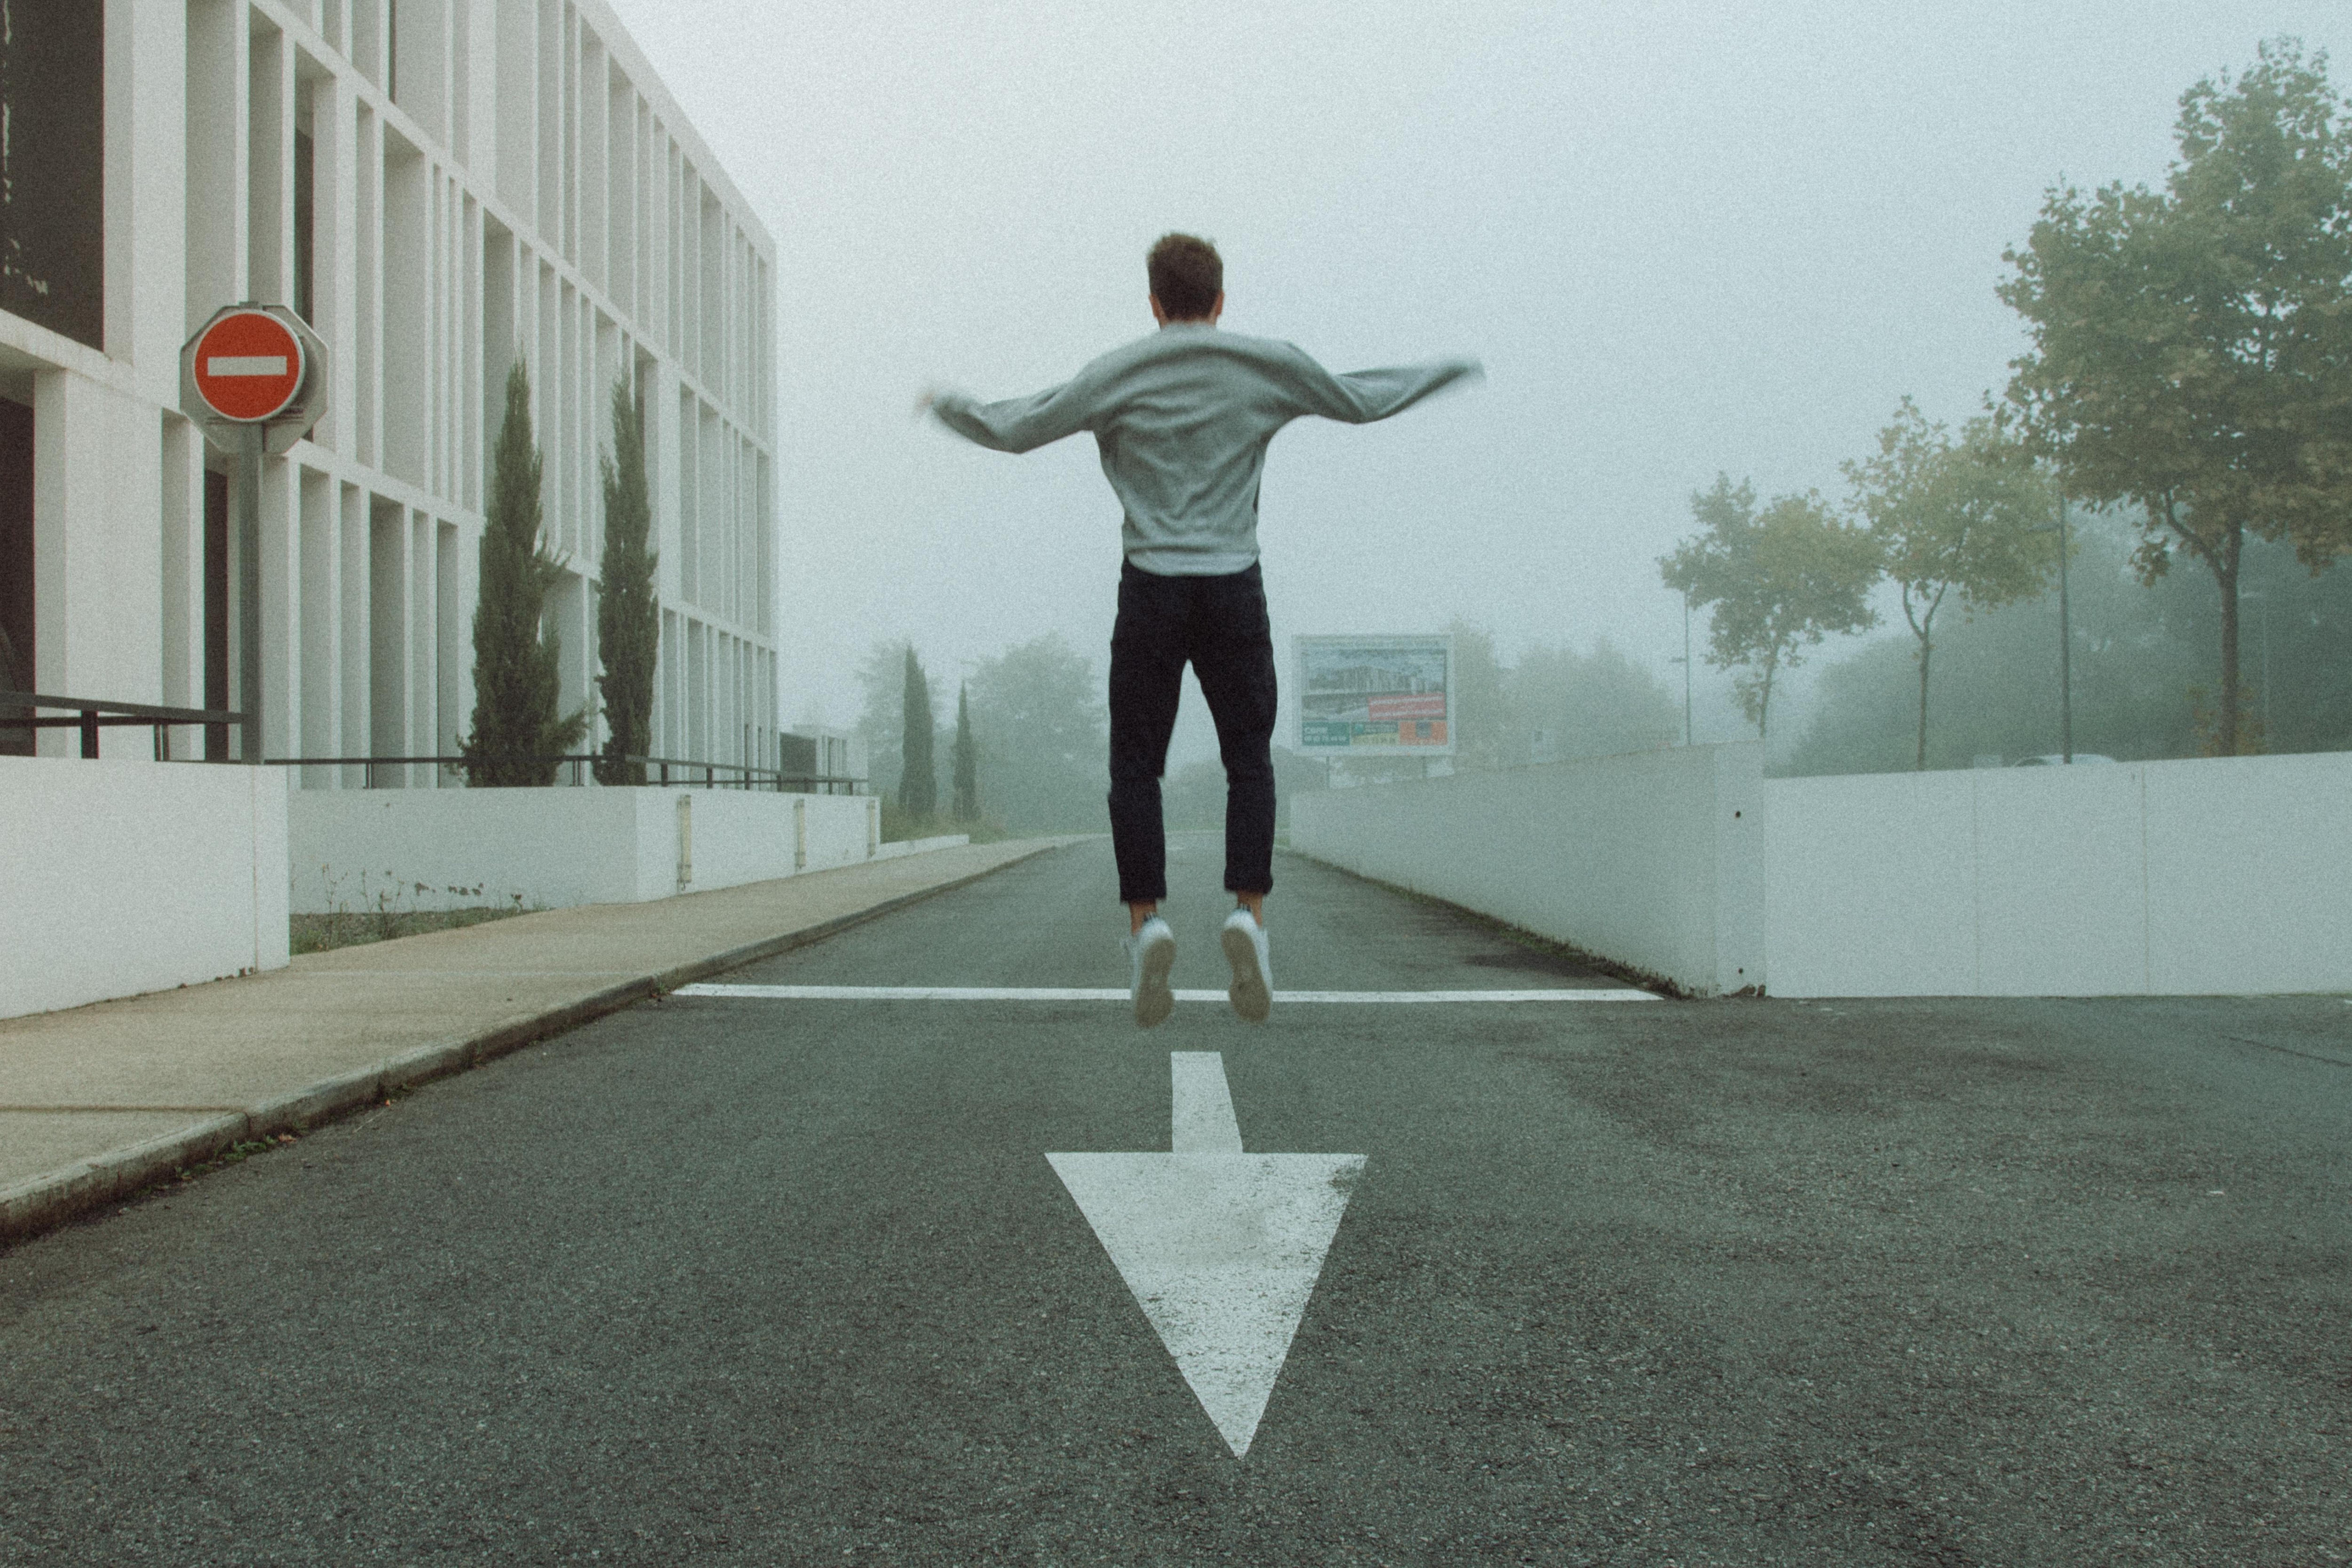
top-left (179, 302), bottom-right (328, 455)
top-left (190, 309), bottom-right (305, 421)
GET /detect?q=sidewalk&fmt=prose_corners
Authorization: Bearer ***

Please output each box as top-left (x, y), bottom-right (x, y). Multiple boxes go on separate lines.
top-left (0, 837), bottom-right (1072, 1244)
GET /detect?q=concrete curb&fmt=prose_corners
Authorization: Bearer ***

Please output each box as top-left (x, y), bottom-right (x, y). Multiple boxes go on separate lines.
top-left (0, 840), bottom-right (1068, 1246)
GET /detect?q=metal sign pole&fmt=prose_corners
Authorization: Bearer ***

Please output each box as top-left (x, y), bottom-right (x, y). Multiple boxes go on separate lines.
top-left (238, 422), bottom-right (265, 763)
top-left (182, 302), bottom-right (326, 767)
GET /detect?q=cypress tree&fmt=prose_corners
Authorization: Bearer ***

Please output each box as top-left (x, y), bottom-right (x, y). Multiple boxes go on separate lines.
top-left (594, 374), bottom-right (658, 785)
top-left (952, 681), bottom-right (977, 821)
top-left (898, 646), bottom-right (937, 820)
top-left (460, 360), bottom-right (586, 786)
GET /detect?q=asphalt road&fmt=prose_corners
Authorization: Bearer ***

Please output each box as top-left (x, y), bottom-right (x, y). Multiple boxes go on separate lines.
top-left (2, 835), bottom-right (2347, 1567)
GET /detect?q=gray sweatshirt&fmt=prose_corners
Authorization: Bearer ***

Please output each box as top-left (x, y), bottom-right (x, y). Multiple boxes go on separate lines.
top-left (930, 323), bottom-right (1481, 576)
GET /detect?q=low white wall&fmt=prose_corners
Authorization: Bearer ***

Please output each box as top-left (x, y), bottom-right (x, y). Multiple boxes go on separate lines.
top-left (1289, 745), bottom-right (2351, 999)
top-left (1290, 744), bottom-right (1764, 995)
top-left (290, 788), bottom-right (881, 914)
top-left (1769, 752), bottom-right (2352, 997)
top-left (1, 758), bottom-right (291, 1019)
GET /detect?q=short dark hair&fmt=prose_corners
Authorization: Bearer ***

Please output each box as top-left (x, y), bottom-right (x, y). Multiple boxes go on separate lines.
top-left (1148, 233), bottom-right (1222, 320)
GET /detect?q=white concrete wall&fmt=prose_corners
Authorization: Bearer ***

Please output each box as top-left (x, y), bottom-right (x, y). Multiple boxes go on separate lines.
top-left (0, 758), bottom-right (290, 1019)
top-left (30, 371), bottom-right (166, 743)
top-left (1290, 744), bottom-right (1765, 995)
top-left (289, 788), bottom-right (879, 914)
top-left (1768, 752), bottom-right (2352, 997)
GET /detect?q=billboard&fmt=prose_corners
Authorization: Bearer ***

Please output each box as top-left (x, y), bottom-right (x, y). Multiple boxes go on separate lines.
top-left (1295, 634), bottom-right (1454, 756)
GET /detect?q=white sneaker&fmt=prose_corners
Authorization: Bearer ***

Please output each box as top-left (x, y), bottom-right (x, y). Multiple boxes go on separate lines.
top-left (1125, 917), bottom-right (1176, 1029)
top-left (1221, 907), bottom-right (1272, 1023)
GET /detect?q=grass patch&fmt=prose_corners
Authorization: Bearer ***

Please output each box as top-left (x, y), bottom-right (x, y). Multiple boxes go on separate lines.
top-left (292, 904), bottom-right (532, 955)
top-left (878, 798), bottom-right (1010, 845)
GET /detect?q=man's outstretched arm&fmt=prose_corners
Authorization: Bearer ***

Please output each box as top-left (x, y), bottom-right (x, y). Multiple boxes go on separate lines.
top-left (926, 377), bottom-right (1097, 454)
top-left (1273, 350), bottom-right (1485, 426)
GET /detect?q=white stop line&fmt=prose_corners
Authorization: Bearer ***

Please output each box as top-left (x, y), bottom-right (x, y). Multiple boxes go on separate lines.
top-left (674, 983), bottom-right (1659, 1003)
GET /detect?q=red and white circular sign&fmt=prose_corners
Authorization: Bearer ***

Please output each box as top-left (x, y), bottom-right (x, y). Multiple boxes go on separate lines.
top-left (191, 309), bottom-right (306, 422)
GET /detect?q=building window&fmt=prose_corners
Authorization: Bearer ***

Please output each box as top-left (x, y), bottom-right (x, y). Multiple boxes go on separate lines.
top-left (294, 126), bottom-right (316, 323)
top-left (0, 396), bottom-right (32, 751)
top-left (0, 0), bottom-right (104, 349)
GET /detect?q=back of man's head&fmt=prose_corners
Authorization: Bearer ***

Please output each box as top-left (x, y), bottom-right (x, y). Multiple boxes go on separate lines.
top-left (1148, 233), bottom-right (1223, 321)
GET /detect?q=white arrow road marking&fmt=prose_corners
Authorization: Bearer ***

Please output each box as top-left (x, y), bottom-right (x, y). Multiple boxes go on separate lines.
top-left (675, 983), bottom-right (1657, 1003)
top-left (1046, 1051), bottom-right (1366, 1458)
top-left (206, 355), bottom-right (288, 376)
top-left (1168, 1050), bottom-right (1243, 1153)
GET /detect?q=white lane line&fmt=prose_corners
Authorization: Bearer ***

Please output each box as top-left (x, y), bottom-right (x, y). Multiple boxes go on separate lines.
top-left (674, 983), bottom-right (1659, 1003)
top-left (1048, 1051), bottom-right (1364, 1458)
top-left (1170, 1051), bottom-right (1243, 1153)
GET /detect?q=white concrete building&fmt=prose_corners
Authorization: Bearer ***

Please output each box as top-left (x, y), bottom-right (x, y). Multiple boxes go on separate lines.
top-left (0, 0), bottom-right (779, 784)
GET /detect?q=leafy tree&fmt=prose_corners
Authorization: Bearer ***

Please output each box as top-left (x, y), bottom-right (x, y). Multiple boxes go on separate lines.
top-left (898, 646), bottom-right (937, 820)
top-left (460, 361), bottom-right (586, 786)
top-left (1507, 637), bottom-right (1679, 762)
top-left (594, 376), bottom-right (658, 785)
top-left (966, 633), bottom-right (1106, 832)
top-left (1787, 514), bottom-right (2352, 772)
top-left (1169, 744), bottom-right (1332, 829)
top-left (1660, 475), bottom-right (1883, 737)
top-left (1446, 620), bottom-right (1510, 771)
top-left (1999, 38), bottom-right (2352, 755)
top-left (1844, 401), bottom-right (2058, 768)
top-left (1160, 757), bottom-right (1232, 828)
top-left (952, 681), bottom-right (978, 820)
top-left (855, 638), bottom-right (911, 795)
top-left (1436, 621), bottom-right (1677, 771)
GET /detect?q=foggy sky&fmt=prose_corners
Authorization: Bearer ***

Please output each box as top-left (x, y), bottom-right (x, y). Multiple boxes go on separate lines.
top-left (605, 0), bottom-right (2345, 757)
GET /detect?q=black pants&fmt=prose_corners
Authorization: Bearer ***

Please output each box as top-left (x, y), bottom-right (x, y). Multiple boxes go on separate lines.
top-left (1108, 560), bottom-right (1277, 904)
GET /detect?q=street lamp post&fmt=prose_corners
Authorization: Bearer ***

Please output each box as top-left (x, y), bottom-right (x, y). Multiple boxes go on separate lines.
top-left (2031, 498), bottom-right (2074, 763)
top-left (1669, 590), bottom-right (1693, 746)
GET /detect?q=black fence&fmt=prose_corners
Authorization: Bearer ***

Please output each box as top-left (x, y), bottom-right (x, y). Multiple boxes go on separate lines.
top-left (0, 691), bottom-right (249, 760)
top-left (1, 694), bottom-right (864, 795)
top-left (264, 753), bottom-right (866, 793)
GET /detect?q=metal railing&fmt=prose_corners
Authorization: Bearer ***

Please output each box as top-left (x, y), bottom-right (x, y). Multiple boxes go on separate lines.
top-left (0, 700), bottom-right (861, 795)
top-left (262, 752), bottom-right (867, 793)
top-left (0, 691), bottom-right (252, 761)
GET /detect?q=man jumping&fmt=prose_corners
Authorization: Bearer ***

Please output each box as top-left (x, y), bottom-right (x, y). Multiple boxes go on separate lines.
top-left (924, 233), bottom-right (1480, 1028)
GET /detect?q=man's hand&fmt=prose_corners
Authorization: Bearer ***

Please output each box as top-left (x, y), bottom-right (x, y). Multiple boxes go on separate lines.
top-left (914, 387), bottom-right (938, 421)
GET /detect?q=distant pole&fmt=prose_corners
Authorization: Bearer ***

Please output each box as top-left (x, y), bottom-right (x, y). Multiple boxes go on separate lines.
top-left (2243, 589), bottom-right (2272, 744)
top-left (2056, 496), bottom-right (2072, 765)
top-left (1680, 591), bottom-right (1693, 746)
top-left (2262, 596), bottom-right (2272, 742)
